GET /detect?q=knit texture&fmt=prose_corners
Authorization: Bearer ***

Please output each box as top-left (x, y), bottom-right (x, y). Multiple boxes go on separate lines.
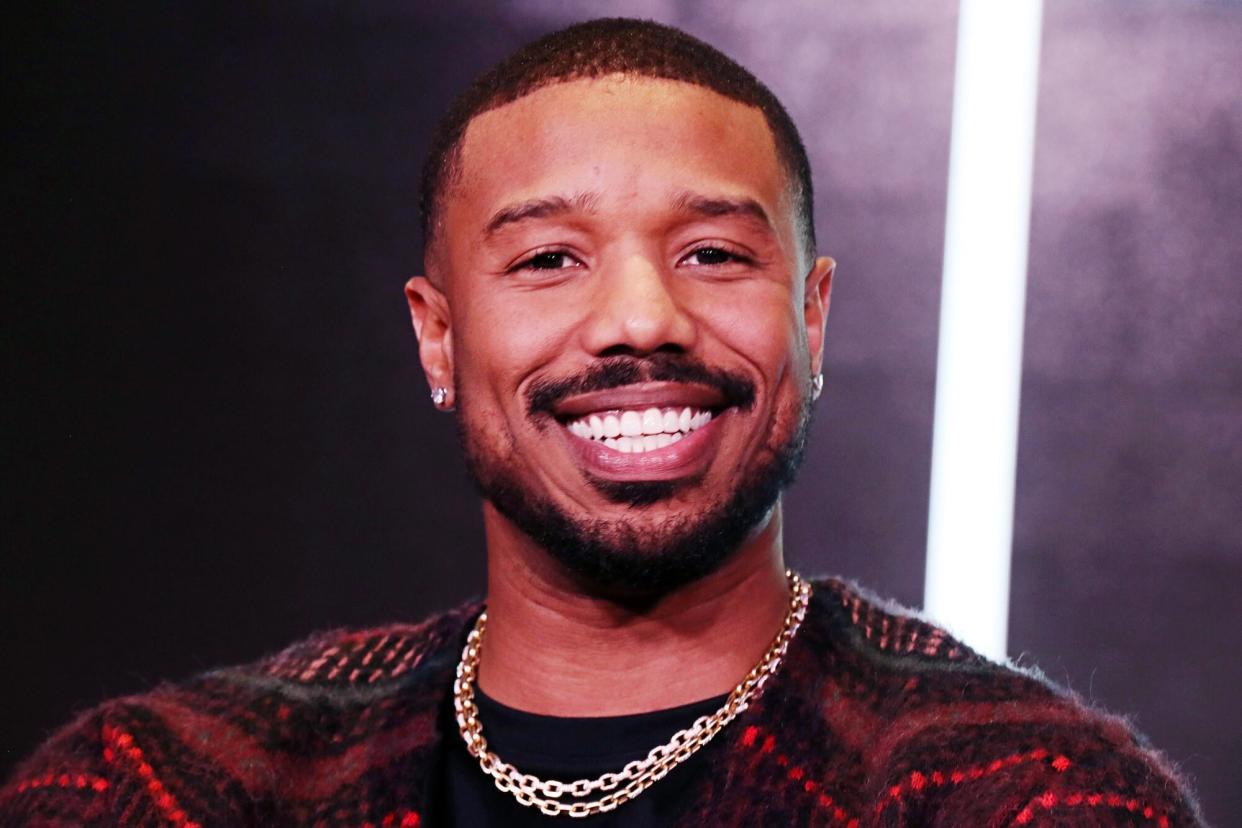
top-left (1, 578), bottom-right (1204, 827)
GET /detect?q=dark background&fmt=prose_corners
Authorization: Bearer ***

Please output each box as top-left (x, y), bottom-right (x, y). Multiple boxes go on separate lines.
top-left (4, 1), bottom-right (1239, 822)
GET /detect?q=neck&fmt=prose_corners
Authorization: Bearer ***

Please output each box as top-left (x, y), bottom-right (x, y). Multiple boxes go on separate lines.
top-left (476, 501), bottom-right (791, 716)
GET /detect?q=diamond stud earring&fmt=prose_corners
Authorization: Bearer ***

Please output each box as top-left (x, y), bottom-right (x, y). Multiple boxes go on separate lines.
top-left (811, 373), bottom-right (824, 401)
top-left (431, 387), bottom-right (450, 408)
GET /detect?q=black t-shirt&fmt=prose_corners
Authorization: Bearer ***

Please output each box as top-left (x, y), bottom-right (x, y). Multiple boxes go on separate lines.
top-left (426, 688), bottom-right (729, 826)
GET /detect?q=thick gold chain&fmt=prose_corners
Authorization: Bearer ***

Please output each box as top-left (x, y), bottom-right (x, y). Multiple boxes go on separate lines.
top-left (453, 571), bottom-right (812, 818)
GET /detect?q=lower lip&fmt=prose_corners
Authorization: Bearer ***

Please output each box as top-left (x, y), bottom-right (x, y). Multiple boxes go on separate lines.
top-left (559, 411), bottom-right (728, 481)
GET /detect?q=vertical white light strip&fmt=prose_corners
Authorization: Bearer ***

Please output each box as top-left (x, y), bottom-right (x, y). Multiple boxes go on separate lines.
top-left (924, 0), bottom-right (1044, 661)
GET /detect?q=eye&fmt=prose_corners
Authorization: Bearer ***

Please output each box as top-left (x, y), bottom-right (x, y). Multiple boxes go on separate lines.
top-left (510, 250), bottom-right (583, 272)
top-left (680, 245), bottom-right (752, 267)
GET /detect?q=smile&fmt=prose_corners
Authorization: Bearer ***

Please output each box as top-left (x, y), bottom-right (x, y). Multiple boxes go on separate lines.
top-left (547, 380), bottom-right (733, 479)
top-left (564, 407), bottom-right (714, 453)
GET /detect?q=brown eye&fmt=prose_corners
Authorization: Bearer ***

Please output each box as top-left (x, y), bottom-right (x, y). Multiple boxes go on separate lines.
top-left (528, 251), bottom-right (573, 269)
top-left (683, 246), bottom-right (748, 267)
top-left (688, 247), bottom-right (732, 265)
top-left (504, 248), bottom-right (585, 281)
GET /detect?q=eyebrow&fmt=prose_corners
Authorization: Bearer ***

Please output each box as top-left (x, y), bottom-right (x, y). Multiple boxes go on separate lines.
top-left (481, 190), bottom-right (776, 238)
top-left (484, 192), bottom-right (600, 237)
top-left (671, 191), bottom-right (775, 232)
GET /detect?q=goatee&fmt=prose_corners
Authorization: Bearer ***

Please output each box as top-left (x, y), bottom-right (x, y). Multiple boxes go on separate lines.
top-left (457, 356), bottom-right (813, 600)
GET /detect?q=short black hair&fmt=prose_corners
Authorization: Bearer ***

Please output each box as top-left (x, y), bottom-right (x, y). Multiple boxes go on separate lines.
top-left (420, 17), bottom-right (816, 263)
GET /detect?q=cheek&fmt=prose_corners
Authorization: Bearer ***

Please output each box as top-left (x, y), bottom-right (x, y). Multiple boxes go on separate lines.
top-left (693, 284), bottom-right (803, 376)
top-left (450, 289), bottom-right (583, 396)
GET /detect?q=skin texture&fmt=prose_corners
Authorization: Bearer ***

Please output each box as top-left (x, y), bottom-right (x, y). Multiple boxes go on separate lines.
top-left (406, 76), bottom-right (834, 715)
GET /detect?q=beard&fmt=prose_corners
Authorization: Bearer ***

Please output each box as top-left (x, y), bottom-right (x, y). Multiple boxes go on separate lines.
top-left (456, 356), bottom-right (814, 599)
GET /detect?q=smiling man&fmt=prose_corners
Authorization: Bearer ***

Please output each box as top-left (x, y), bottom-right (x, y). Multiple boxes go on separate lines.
top-left (2, 18), bottom-right (1203, 828)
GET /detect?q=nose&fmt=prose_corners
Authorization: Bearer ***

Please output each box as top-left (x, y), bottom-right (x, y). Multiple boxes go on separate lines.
top-left (578, 253), bottom-right (697, 357)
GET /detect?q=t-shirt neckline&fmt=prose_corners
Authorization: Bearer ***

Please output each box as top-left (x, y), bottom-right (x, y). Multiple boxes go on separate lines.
top-left (472, 687), bottom-right (730, 769)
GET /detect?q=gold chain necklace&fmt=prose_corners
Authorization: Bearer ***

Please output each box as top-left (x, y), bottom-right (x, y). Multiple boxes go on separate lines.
top-left (453, 571), bottom-right (812, 818)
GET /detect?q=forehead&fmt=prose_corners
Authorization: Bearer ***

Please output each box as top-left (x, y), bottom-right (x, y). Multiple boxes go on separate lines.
top-left (445, 76), bottom-right (790, 237)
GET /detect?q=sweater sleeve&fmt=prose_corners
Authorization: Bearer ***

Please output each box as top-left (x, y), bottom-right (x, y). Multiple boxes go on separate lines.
top-left (871, 706), bottom-right (1205, 827)
top-left (0, 707), bottom-right (117, 827)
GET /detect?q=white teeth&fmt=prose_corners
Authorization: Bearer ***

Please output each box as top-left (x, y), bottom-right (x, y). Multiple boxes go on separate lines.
top-left (642, 407), bottom-right (663, 435)
top-left (565, 406), bottom-right (715, 451)
top-left (620, 411), bottom-right (643, 437)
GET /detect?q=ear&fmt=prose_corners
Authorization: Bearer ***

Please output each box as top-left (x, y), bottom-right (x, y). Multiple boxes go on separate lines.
top-left (404, 275), bottom-right (455, 397)
top-left (804, 256), bottom-right (835, 375)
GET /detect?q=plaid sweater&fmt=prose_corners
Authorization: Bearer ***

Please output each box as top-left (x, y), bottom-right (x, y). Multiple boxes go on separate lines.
top-left (2, 578), bottom-right (1203, 826)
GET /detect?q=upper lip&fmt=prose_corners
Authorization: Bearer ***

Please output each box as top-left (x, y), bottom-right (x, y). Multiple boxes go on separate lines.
top-left (551, 382), bottom-right (728, 420)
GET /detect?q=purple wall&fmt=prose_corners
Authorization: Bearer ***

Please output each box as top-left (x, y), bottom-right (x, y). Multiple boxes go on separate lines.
top-left (4, 1), bottom-right (1237, 820)
top-left (1013, 2), bottom-right (1242, 819)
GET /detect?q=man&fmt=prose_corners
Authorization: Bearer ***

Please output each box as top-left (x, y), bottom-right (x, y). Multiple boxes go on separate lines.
top-left (2, 18), bottom-right (1202, 827)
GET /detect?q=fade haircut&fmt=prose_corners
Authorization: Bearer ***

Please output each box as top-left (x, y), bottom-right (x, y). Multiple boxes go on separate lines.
top-left (419, 17), bottom-right (817, 264)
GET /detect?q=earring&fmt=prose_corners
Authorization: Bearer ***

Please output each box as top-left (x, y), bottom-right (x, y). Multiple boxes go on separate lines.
top-left (811, 373), bottom-right (824, 401)
top-left (431, 387), bottom-right (450, 408)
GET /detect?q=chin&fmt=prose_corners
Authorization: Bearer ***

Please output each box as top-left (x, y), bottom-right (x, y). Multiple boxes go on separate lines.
top-left (460, 394), bottom-right (813, 601)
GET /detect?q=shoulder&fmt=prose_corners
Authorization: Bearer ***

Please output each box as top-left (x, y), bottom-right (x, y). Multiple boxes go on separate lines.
top-left (803, 577), bottom-right (1205, 827)
top-left (0, 601), bottom-right (479, 826)
top-left (253, 599), bottom-right (479, 687)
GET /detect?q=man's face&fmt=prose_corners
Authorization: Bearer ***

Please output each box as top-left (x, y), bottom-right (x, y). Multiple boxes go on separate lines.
top-left (410, 76), bottom-right (832, 593)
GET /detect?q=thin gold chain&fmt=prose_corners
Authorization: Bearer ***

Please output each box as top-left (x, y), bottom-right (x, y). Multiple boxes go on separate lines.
top-left (453, 571), bottom-right (812, 818)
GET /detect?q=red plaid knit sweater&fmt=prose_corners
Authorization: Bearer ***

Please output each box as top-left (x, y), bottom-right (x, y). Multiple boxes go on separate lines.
top-left (2, 578), bottom-right (1203, 826)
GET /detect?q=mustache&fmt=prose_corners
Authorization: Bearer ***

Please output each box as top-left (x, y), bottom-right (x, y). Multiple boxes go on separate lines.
top-left (526, 354), bottom-right (756, 417)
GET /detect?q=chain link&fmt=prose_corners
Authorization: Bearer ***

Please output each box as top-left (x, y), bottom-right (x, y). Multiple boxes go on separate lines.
top-left (453, 571), bottom-right (812, 817)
